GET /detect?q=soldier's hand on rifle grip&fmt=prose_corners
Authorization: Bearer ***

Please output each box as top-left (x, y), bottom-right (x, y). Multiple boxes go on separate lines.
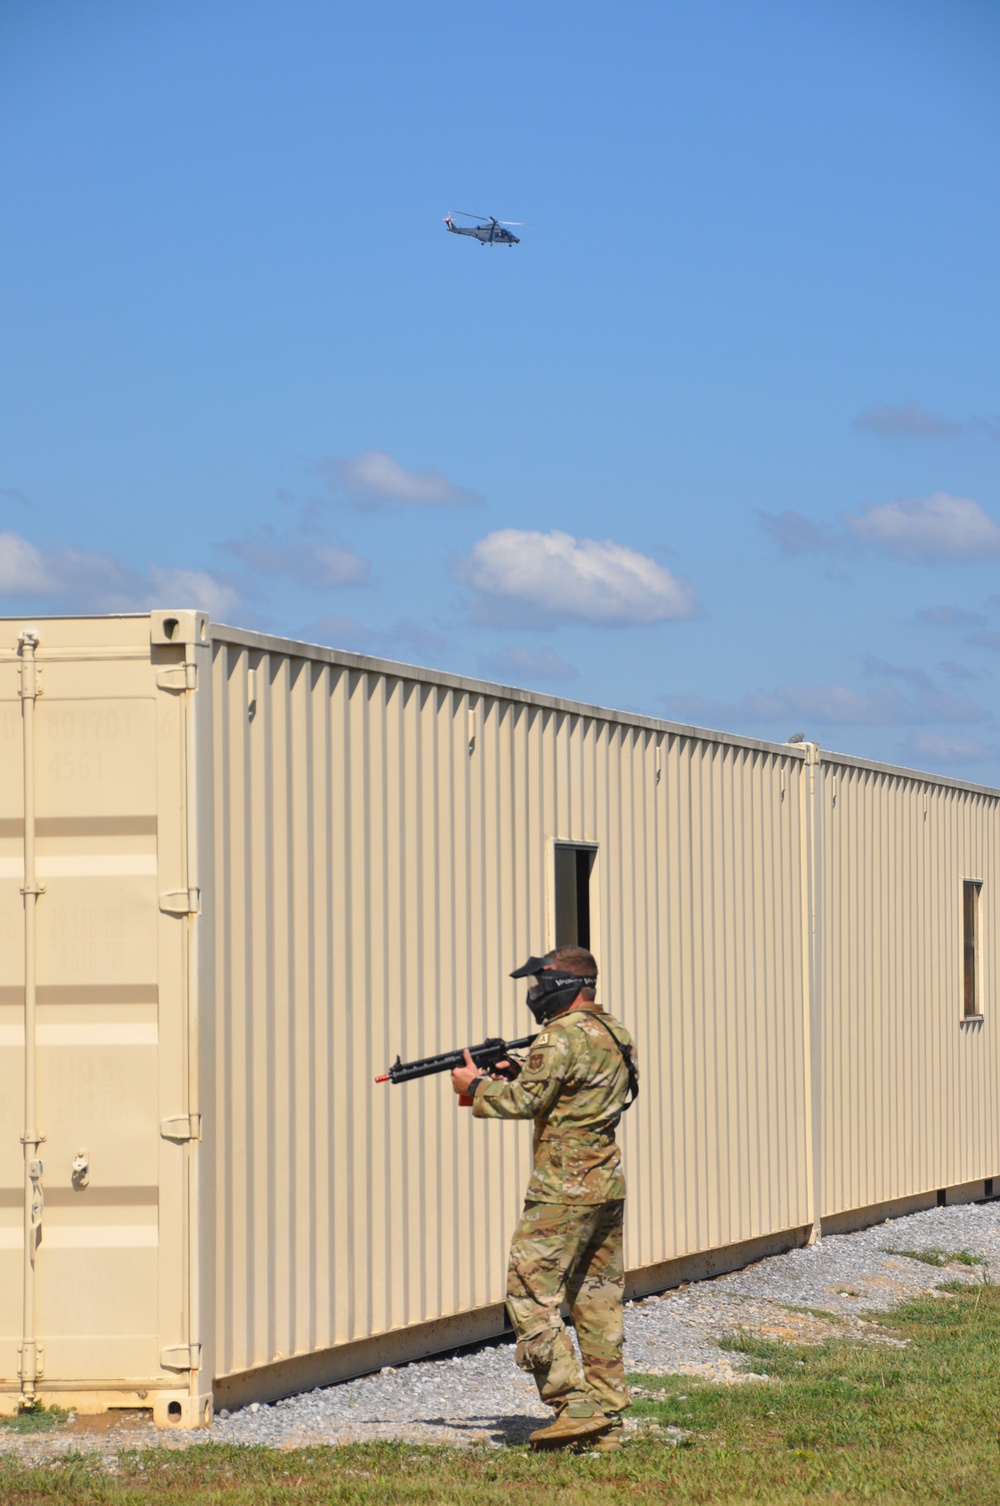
top-left (451, 1048), bottom-right (482, 1105)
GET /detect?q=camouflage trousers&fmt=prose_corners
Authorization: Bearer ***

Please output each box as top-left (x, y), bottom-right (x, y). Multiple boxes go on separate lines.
top-left (505, 1199), bottom-right (628, 1417)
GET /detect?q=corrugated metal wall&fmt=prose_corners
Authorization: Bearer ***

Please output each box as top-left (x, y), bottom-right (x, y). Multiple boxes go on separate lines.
top-left (207, 630), bottom-right (815, 1381)
top-left (819, 757), bottom-right (1000, 1217)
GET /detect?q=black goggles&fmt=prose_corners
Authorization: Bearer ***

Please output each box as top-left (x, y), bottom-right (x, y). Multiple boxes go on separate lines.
top-left (527, 971), bottom-right (596, 1002)
top-left (510, 955), bottom-right (596, 1000)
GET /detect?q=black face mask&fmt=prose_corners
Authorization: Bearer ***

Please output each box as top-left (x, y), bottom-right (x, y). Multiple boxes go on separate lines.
top-left (510, 955), bottom-right (598, 1024)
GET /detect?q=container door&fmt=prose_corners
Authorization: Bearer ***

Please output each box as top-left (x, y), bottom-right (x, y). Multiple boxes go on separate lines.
top-left (0, 657), bottom-right (25, 1391)
top-left (0, 637), bottom-right (190, 1393)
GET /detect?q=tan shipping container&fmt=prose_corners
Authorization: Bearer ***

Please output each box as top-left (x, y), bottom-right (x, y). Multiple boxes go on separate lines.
top-left (0, 612), bottom-right (997, 1423)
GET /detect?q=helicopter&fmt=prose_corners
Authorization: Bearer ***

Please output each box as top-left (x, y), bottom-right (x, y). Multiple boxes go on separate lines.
top-left (444, 211), bottom-right (523, 246)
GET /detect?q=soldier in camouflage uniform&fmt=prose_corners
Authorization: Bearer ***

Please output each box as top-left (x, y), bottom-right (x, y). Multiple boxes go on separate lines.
top-left (451, 946), bottom-right (638, 1450)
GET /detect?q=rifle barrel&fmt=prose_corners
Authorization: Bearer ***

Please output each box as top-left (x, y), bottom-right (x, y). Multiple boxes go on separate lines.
top-left (376, 1033), bottom-right (536, 1085)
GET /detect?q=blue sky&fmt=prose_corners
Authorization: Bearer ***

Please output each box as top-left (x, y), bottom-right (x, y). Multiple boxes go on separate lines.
top-left (2, 0), bottom-right (999, 782)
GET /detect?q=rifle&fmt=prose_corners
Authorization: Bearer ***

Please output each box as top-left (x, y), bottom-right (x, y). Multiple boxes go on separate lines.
top-left (376, 1033), bottom-right (536, 1086)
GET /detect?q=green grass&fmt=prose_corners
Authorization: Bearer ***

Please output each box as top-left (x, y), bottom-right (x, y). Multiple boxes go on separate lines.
top-left (881, 1246), bottom-right (987, 1269)
top-left (2, 1284), bottom-right (1000, 1503)
top-left (0, 1405), bottom-right (68, 1434)
top-left (776, 1303), bottom-right (842, 1323)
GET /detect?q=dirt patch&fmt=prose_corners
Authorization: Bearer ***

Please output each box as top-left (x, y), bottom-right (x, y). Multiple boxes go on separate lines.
top-left (62, 1409), bottom-right (150, 1437)
top-left (751, 1315), bottom-right (839, 1343)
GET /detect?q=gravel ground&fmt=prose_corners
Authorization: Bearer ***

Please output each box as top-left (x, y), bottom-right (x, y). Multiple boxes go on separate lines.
top-left (3, 1199), bottom-right (997, 1464)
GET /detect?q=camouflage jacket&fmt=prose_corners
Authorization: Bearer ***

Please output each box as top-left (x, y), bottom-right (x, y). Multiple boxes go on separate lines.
top-left (471, 1003), bottom-right (636, 1204)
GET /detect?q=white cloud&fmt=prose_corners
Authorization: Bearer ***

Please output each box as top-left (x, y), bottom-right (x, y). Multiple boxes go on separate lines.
top-left (758, 510), bottom-right (852, 557)
top-left (859, 653), bottom-right (934, 694)
top-left (939, 659), bottom-right (975, 683)
top-left (148, 568), bottom-right (240, 620)
top-left (760, 496), bottom-right (1000, 565)
top-left (855, 401), bottom-right (961, 437)
top-left (663, 681), bottom-right (988, 729)
top-left (303, 613), bottom-right (376, 652)
top-left (0, 530), bottom-right (240, 616)
top-left (0, 532), bottom-right (147, 605)
top-left (304, 615), bottom-right (451, 662)
top-left (387, 620), bottom-right (450, 654)
top-left (916, 597), bottom-right (1000, 653)
top-left (0, 532), bottom-right (54, 593)
top-left (309, 545), bottom-right (370, 586)
top-left (223, 531), bottom-right (371, 588)
top-left (320, 449), bottom-right (482, 509)
top-left (854, 401), bottom-right (1000, 442)
top-left (966, 628), bottom-right (1000, 652)
top-left (485, 645), bottom-right (578, 683)
top-left (456, 529), bottom-right (699, 626)
top-left (908, 731), bottom-right (994, 764)
top-left (937, 660), bottom-right (976, 682)
top-left (917, 604), bottom-right (984, 627)
top-left (848, 493), bottom-right (1000, 563)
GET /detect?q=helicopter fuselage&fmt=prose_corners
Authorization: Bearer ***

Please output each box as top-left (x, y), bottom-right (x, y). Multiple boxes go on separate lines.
top-left (444, 216), bottom-right (520, 246)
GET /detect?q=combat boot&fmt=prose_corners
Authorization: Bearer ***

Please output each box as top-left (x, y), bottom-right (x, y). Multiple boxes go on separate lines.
top-left (578, 1411), bottom-right (624, 1452)
top-left (529, 1400), bottom-right (611, 1450)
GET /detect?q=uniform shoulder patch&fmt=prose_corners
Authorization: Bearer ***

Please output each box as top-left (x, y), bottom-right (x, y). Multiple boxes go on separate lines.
top-left (527, 1052), bottom-right (545, 1072)
top-left (534, 1032), bottom-right (549, 1046)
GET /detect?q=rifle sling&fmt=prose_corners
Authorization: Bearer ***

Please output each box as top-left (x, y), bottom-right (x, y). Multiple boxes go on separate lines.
top-left (589, 1014), bottom-right (639, 1111)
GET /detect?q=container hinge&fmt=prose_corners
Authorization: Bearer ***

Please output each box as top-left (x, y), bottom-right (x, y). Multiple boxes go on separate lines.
top-left (160, 1342), bottom-right (202, 1372)
top-left (17, 1343), bottom-right (44, 1378)
top-left (160, 1114), bottom-right (202, 1143)
top-left (156, 662), bottom-right (198, 692)
top-left (27, 1156), bottom-right (43, 1248)
top-left (17, 664), bottom-right (42, 698)
top-left (159, 887), bottom-right (201, 915)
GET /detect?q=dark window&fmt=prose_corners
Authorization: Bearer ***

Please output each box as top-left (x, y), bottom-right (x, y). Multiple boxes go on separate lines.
top-left (554, 844), bottom-right (595, 949)
top-left (963, 879), bottom-right (982, 1017)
